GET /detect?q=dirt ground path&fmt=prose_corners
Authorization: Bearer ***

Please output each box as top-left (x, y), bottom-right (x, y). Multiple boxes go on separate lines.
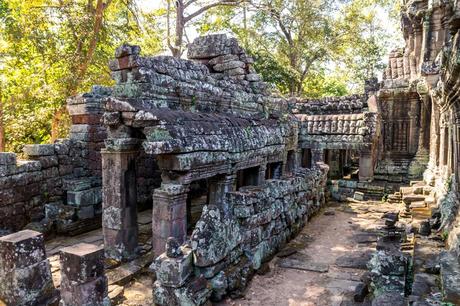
top-left (219, 200), bottom-right (400, 306)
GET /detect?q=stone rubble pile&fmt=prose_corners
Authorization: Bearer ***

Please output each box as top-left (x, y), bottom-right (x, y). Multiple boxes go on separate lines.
top-left (107, 35), bottom-right (284, 120)
top-left (188, 34), bottom-right (262, 83)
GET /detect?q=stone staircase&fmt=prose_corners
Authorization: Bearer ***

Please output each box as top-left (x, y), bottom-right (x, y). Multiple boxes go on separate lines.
top-left (330, 179), bottom-right (400, 202)
top-left (374, 156), bottom-right (413, 183)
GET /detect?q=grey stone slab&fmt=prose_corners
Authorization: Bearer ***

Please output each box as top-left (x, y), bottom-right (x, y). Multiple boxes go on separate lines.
top-left (277, 257), bottom-right (329, 273)
top-left (335, 251), bottom-right (373, 269)
top-left (23, 144), bottom-right (55, 156)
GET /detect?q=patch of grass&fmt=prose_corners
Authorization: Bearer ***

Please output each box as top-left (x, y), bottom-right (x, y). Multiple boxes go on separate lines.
top-left (381, 193), bottom-right (389, 203)
top-left (441, 230), bottom-right (449, 241)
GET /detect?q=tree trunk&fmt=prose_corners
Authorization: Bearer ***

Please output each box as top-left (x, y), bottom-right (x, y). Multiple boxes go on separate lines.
top-left (0, 86), bottom-right (5, 152)
top-left (51, 0), bottom-right (108, 141)
top-left (172, 2), bottom-right (185, 57)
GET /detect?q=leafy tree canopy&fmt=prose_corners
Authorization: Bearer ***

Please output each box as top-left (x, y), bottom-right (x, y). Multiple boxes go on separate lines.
top-left (0, 0), bottom-right (401, 152)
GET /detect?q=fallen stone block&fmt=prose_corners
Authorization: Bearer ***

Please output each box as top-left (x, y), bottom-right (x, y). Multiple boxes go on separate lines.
top-left (23, 144), bottom-right (55, 157)
top-left (354, 191), bottom-right (365, 201)
top-left (151, 243), bottom-right (193, 288)
top-left (67, 187), bottom-right (102, 206)
top-left (440, 251), bottom-right (460, 304)
top-left (354, 282), bottom-right (369, 302)
top-left (0, 152), bottom-right (16, 165)
top-left (60, 243), bottom-right (109, 306)
top-left (0, 230), bottom-right (58, 305)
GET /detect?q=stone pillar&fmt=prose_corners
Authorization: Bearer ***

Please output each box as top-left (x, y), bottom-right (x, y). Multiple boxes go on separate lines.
top-left (417, 96), bottom-right (431, 152)
top-left (439, 123), bottom-right (447, 167)
top-left (359, 150), bottom-right (374, 182)
top-left (311, 148), bottom-right (324, 165)
top-left (408, 99), bottom-right (420, 154)
top-left (428, 101), bottom-right (441, 170)
top-left (214, 175), bottom-right (236, 216)
top-left (60, 243), bottom-right (109, 306)
top-left (448, 123), bottom-right (454, 176)
top-left (0, 230), bottom-right (58, 305)
top-left (258, 164), bottom-right (267, 184)
top-left (152, 183), bottom-right (188, 256)
top-left (101, 148), bottom-right (139, 261)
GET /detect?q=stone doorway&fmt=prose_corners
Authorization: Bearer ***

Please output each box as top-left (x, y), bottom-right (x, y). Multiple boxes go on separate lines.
top-left (301, 148), bottom-right (312, 169)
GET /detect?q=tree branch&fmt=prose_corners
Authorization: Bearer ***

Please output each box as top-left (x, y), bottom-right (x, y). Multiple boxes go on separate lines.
top-left (184, 0), bottom-right (243, 23)
top-left (184, 0), bottom-right (199, 9)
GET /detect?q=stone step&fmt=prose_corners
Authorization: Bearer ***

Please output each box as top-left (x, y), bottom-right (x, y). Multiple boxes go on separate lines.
top-left (409, 201), bottom-right (427, 209)
top-left (400, 187), bottom-right (414, 195)
top-left (402, 195), bottom-right (426, 204)
top-left (425, 197), bottom-right (436, 205)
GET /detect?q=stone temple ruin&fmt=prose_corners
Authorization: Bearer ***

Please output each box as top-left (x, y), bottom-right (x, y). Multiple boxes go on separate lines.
top-left (2, 0), bottom-right (460, 305)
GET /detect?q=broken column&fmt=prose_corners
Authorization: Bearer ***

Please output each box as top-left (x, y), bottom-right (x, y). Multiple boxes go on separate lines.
top-left (0, 230), bottom-right (58, 305)
top-left (60, 243), bottom-right (109, 306)
top-left (152, 183), bottom-right (189, 256)
top-left (101, 141), bottom-right (139, 261)
top-left (214, 175), bottom-right (236, 216)
top-left (151, 238), bottom-right (211, 306)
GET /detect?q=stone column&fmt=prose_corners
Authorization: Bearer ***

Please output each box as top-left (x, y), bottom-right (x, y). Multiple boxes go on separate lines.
top-left (439, 122), bottom-right (447, 167)
top-left (447, 123), bottom-right (454, 176)
top-left (429, 102), bottom-right (441, 169)
top-left (311, 148), bottom-right (325, 165)
top-left (258, 164), bottom-right (267, 184)
top-left (152, 183), bottom-right (189, 256)
top-left (408, 99), bottom-right (420, 155)
top-left (102, 148), bottom-right (139, 261)
top-left (214, 175), bottom-right (236, 216)
top-left (0, 230), bottom-right (58, 305)
top-left (417, 96), bottom-right (431, 152)
top-left (60, 243), bottom-right (109, 306)
top-left (359, 150), bottom-right (374, 182)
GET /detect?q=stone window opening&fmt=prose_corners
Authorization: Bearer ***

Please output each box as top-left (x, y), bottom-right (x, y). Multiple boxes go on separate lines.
top-left (186, 179), bottom-right (210, 235)
top-left (236, 166), bottom-right (260, 190)
top-left (266, 162), bottom-right (283, 179)
top-left (301, 149), bottom-right (312, 169)
top-left (324, 149), bottom-right (330, 165)
top-left (325, 149), bottom-right (352, 179)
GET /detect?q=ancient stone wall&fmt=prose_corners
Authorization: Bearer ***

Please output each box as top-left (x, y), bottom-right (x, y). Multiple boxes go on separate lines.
top-left (293, 94), bottom-right (380, 182)
top-left (152, 166), bottom-right (328, 304)
top-left (396, 0), bottom-right (460, 303)
top-left (0, 87), bottom-right (109, 234)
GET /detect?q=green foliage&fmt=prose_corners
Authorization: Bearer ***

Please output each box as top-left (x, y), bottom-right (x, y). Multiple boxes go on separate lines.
top-left (441, 230), bottom-right (449, 241)
top-left (1, 0), bottom-right (401, 151)
top-left (381, 193), bottom-right (389, 203)
top-left (0, 0), bottom-right (164, 152)
top-left (198, 0), bottom-right (400, 96)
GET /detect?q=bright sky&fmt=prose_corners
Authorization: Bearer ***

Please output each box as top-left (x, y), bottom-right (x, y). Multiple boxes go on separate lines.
top-left (137, 0), bottom-right (163, 11)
